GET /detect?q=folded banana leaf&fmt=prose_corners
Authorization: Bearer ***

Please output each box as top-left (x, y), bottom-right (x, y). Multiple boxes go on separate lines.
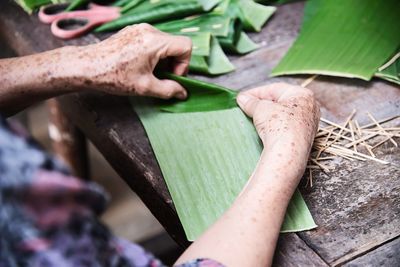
top-left (271, 0), bottom-right (400, 81)
top-left (375, 52), bottom-right (400, 85)
top-left (189, 36), bottom-right (235, 75)
top-left (95, 0), bottom-right (221, 32)
top-left (130, 95), bottom-right (316, 241)
top-left (214, 0), bottom-right (276, 32)
top-left (156, 72), bottom-right (238, 112)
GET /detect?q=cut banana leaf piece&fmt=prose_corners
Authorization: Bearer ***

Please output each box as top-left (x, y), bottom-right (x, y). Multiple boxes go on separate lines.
top-left (130, 99), bottom-right (317, 241)
top-left (155, 14), bottom-right (231, 38)
top-left (189, 36), bottom-right (235, 75)
top-left (185, 32), bottom-right (211, 57)
top-left (214, 0), bottom-right (276, 32)
top-left (271, 0), bottom-right (400, 81)
top-left (375, 52), bottom-right (400, 85)
top-left (156, 72), bottom-right (238, 113)
top-left (96, 0), bottom-right (221, 32)
top-left (218, 19), bottom-right (259, 54)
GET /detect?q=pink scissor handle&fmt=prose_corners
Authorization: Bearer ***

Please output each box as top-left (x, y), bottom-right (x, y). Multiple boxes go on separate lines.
top-left (39, 3), bottom-right (120, 39)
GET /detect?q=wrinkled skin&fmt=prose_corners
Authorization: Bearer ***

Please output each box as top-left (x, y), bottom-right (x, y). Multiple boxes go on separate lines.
top-left (0, 24), bottom-right (192, 115)
top-left (237, 83), bottom-right (320, 181)
top-left (82, 24), bottom-right (192, 99)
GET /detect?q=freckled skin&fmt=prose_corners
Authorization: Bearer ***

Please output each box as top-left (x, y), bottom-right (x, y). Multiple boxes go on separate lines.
top-left (177, 84), bottom-right (320, 267)
top-left (0, 24), bottom-right (192, 116)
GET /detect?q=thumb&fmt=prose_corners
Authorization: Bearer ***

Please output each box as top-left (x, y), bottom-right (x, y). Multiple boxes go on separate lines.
top-left (236, 93), bottom-right (260, 118)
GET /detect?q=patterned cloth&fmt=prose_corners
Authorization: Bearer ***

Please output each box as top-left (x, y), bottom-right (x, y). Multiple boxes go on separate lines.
top-left (0, 115), bottom-right (223, 267)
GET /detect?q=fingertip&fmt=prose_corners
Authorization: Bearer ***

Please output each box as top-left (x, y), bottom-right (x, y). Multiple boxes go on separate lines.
top-left (236, 93), bottom-right (251, 109)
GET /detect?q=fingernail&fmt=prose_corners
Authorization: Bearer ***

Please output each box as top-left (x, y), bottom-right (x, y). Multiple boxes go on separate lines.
top-left (237, 94), bottom-right (250, 106)
top-left (176, 91), bottom-right (187, 100)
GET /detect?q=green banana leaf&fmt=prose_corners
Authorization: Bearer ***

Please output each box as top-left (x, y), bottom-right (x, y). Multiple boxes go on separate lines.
top-left (130, 96), bottom-right (316, 241)
top-left (156, 14), bottom-right (258, 54)
top-left (271, 0), bottom-right (400, 81)
top-left (375, 52), bottom-right (400, 85)
top-left (217, 19), bottom-right (259, 54)
top-left (95, 0), bottom-right (221, 32)
top-left (14, 0), bottom-right (66, 13)
top-left (214, 0), bottom-right (276, 32)
top-left (185, 32), bottom-right (212, 57)
top-left (155, 14), bottom-right (232, 38)
top-left (156, 72), bottom-right (238, 112)
top-left (65, 0), bottom-right (86, 11)
top-left (189, 36), bottom-right (235, 75)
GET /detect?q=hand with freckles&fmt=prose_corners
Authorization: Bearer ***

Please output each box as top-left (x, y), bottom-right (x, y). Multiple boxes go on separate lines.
top-left (81, 23), bottom-right (192, 99)
top-left (177, 83), bottom-right (320, 267)
top-left (237, 82), bottom-right (320, 180)
top-left (0, 23), bottom-right (192, 116)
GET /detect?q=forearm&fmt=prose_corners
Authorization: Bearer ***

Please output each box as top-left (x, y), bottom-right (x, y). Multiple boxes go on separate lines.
top-left (176, 145), bottom-right (304, 267)
top-left (0, 46), bottom-right (92, 116)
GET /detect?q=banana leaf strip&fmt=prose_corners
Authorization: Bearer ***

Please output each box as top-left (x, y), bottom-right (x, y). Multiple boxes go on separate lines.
top-left (189, 36), bottom-right (235, 75)
top-left (130, 98), bottom-right (317, 241)
top-left (375, 52), bottom-right (400, 85)
top-left (96, 0), bottom-right (221, 32)
top-left (271, 0), bottom-right (400, 80)
top-left (156, 72), bottom-right (238, 113)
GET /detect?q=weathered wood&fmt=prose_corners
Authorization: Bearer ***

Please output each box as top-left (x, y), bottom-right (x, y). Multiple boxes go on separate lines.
top-left (47, 99), bottom-right (90, 179)
top-left (1, 0), bottom-right (400, 265)
top-left (273, 233), bottom-right (328, 267)
top-left (342, 237), bottom-right (400, 267)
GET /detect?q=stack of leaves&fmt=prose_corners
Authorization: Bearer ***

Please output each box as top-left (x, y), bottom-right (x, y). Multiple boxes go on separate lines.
top-left (271, 0), bottom-right (400, 85)
top-left (96, 0), bottom-right (276, 75)
top-left (306, 110), bottom-right (400, 187)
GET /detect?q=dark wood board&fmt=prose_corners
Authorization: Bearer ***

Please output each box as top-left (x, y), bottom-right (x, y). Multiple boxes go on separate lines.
top-left (1, 0), bottom-right (400, 265)
top-left (343, 237), bottom-right (400, 267)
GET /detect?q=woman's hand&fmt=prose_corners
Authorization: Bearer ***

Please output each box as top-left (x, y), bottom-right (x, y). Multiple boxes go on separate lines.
top-left (237, 82), bottom-right (320, 179)
top-left (80, 23), bottom-right (192, 99)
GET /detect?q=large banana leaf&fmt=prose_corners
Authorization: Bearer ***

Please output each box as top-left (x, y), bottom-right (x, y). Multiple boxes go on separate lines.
top-left (271, 0), bottom-right (400, 80)
top-left (156, 72), bottom-right (238, 112)
top-left (95, 0), bottom-right (221, 32)
top-left (130, 96), bottom-right (316, 241)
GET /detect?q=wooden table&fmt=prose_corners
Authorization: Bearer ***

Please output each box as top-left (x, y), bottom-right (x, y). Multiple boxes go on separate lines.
top-left (1, 1), bottom-right (399, 266)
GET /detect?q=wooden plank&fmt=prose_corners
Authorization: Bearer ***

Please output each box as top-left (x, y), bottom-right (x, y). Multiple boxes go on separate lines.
top-left (273, 233), bottom-right (328, 267)
top-left (342, 237), bottom-right (400, 267)
top-left (298, 147), bottom-right (400, 265)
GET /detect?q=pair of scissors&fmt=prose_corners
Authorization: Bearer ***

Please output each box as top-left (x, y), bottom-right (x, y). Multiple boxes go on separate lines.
top-left (39, 3), bottom-right (120, 39)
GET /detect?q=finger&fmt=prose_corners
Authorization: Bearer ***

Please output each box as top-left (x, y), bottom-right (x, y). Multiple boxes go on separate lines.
top-left (243, 82), bottom-right (303, 101)
top-left (163, 35), bottom-right (192, 75)
top-left (236, 93), bottom-right (260, 118)
top-left (145, 76), bottom-right (188, 100)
